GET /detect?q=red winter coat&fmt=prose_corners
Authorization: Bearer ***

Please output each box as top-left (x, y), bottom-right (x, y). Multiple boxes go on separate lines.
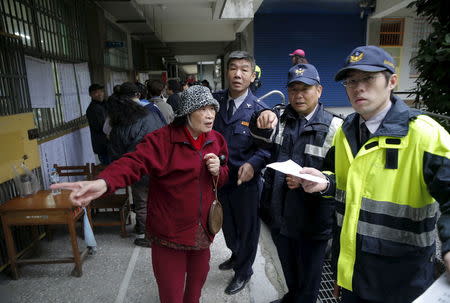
top-left (98, 124), bottom-right (229, 246)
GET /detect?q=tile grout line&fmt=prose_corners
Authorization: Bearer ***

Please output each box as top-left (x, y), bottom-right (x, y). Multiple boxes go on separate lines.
top-left (114, 246), bottom-right (141, 303)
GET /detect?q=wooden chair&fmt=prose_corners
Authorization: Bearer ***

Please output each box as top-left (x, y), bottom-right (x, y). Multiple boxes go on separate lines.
top-left (53, 163), bottom-right (91, 180)
top-left (87, 163), bottom-right (131, 237)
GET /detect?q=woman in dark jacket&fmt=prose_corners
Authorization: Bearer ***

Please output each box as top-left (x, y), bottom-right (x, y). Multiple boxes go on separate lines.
top-left (106, 82), bottom-right (166, 246)
top-left (52, 85), bottom-right (229, 303)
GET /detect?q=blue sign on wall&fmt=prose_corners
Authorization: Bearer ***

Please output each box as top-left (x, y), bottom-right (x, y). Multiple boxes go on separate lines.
top-left (105, 41), bottom-right (125, 48)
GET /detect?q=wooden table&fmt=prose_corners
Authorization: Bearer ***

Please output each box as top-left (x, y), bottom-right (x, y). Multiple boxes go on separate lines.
top-left (0, 190), bottom-right (88, 279)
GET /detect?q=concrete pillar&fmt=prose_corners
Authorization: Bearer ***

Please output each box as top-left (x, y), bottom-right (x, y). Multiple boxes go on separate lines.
top-left (85, 2), bottom-right (107, 86)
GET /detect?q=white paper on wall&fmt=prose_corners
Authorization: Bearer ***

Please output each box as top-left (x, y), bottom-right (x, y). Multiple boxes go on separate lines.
top-left (79, 126), bottom-right (96, 164)
top-left (39, 136), bottom-right (67, 189)
top-left (106, 71), bottom-right (128, 96)
top-left (57, 63), bottom-right (81, 122)
top-left (25, 56), bottom-right (56, 108)
top-left (74, 62), bottom-right (91, 115)
top-left (39, 127), bottom-right (97, 185)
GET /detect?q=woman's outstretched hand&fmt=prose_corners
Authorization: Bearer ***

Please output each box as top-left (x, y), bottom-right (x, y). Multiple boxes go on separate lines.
top-left (50, 179), bottom-right (108, 207)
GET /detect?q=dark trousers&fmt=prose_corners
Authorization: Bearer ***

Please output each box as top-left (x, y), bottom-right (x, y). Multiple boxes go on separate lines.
top-left (219, 180), bottom-right (261, 278)
top-left (152, 243), bottom-right (210, 303)
top-left (271, 230), bottom-right (328, 303)
top-left (131, 176), bottom-right (149, 234)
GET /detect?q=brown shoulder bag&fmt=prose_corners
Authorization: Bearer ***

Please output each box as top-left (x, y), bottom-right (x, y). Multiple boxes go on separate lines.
top-left (208, 176), bottom-right (223, 235)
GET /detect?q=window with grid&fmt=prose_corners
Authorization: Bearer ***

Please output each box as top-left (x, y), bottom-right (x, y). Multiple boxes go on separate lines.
top-left (409, 18), bottom-right (433, 77)
top-left (0, 0), bottom-right (89, 139)
top-left (379, 18), bottom-right (404, 86)
top-left (379, 18), bottom-right (404, 46)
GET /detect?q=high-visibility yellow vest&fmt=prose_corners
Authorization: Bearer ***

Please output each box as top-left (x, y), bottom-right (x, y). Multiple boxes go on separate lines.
top-left (330, 114), bottom-right (450, 291)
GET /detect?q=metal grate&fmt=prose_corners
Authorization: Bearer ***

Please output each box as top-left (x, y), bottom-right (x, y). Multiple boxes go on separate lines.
top-left (0, 0), bottom-right (37, 49)
top-left (318, 260), bottom-right (339, 303)
top-left (0, 168), bottom-right (45, 272)
top-left (0, 167), bottom-right (43, 204)
top-left (0, 0), bottom-right (88, 61)
top-left (379, 18), bottom-right (404, 46)
top-left (0, 0), bottom-right (89, 139)
top-left (409, 18), bottom-right (433, 76)
top-left (0, 32), bottom-right (32, 116)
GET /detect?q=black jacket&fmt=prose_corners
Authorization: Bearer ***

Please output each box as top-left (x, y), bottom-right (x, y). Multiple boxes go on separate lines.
top-left (250, 103), bottom-right (342, 239)
top-left (109, 109), bottom-right (166, 160)
top-left (86, 99), bottom-right (109, 154)
top-left (167, 92), bottom-right (181, 115)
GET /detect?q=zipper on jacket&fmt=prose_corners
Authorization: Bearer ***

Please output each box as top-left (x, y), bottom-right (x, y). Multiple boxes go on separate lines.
top-left (198, 140), bottom-right (214, 225)
top-left (197, 150), bottom-right (203, 224)
top-left (182, 139), bottom-right (215, 227)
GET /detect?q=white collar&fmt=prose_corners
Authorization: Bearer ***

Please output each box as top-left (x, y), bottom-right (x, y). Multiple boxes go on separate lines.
top-left (303, 104), bottom-right (319, 121)
top-left (228, 89), bottom-right (249, 110)
top-left (359, 101), bottom-right (392, 134)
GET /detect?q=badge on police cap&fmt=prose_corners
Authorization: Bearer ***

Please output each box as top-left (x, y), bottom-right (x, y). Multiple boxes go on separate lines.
top-left (295, 68), bottom-right (305, 76)
top-left (349, 50), bottom-right (364, 63)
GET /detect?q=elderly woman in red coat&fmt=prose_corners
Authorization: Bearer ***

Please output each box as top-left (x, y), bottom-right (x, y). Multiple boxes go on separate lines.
top-left (52, 85), bottom-right (229, 303)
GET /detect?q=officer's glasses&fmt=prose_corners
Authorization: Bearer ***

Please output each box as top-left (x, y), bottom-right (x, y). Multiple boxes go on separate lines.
top-left (341, 75), bottom-right (384, 88)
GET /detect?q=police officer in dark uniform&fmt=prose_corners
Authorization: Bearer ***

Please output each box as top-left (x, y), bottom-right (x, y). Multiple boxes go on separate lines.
top-left (213, 51), bottom-right (270, 295)
top-left (250, 64), bottom-right (343, 303)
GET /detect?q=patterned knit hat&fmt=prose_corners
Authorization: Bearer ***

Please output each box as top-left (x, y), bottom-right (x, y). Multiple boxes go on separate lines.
top-left (177, 85), bottom-right (220, 117)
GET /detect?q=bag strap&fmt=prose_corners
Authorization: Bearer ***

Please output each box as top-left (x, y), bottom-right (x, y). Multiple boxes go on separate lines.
top-left (212, 175), bottom-right (219, 200)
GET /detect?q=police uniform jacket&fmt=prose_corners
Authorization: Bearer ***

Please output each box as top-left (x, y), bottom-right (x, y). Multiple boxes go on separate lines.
top-left (323, 95), bottom-right (450, 302)
top-left (213, 89), bottom-right (270, 185)
top-left (250, 103), bottom-right (342, 239)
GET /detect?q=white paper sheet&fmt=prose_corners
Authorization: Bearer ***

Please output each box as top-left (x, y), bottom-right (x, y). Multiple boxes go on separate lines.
top-left (74, 62), bottom-right (91, 114)
top-left (39, 136), bottom-right (67, 189)
top-left (25, 56), bottom-right (56, 108)
top-left (266, 160), bottom-right (328, 184)
top-left (57, 63), bottom-right (81, 122)
top-left (39, 127), bottom-right (97, 186)
top-left (413, 273), bottom-right (450, 303)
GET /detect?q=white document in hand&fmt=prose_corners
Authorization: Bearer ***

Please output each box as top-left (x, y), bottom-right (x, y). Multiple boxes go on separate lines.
top-left (413, 272), bottom-right (450, 303)
top-left (266, 160), bottom-right (328, 184)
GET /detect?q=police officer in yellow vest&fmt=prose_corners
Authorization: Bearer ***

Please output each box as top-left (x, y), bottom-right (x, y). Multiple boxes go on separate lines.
top-left (292, 46), bottom-right (450, 302)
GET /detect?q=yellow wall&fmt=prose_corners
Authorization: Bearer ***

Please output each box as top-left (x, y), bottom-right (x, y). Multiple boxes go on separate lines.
top-left (0, 113), bottom-right (40, 183)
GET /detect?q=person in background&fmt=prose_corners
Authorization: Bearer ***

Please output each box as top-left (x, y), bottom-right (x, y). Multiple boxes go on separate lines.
top-left (213, 50), bottom-right (270, 295)
top-left (106, 82), bottom-right (166, 247)
top-left (136, 81), bottom-right (167, 124)
top-left (181, 81), bottom-right (189, 91)
top-left (201, 79), bottom-right (212, 92)
top-left (249, 65), bottom-right (262, 94)
top-left (250, 64), bottom-right (343, 303)
top-left (166, 79), bottom-right (182, 115)
top-left (295, 46), bottom-right (450, 303)
top-left (86, 83), bottom-right (110, 165)
top-left (113, 84), bottom-right (121, 95)
top-left (188, 81), bottom-right (201, 87)
top-left (147, 79), bottom-right (175, 124)
top-left (289, 49), bottom-right (309, 66)
top-left (52, 85), bottom-right (229, 303)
